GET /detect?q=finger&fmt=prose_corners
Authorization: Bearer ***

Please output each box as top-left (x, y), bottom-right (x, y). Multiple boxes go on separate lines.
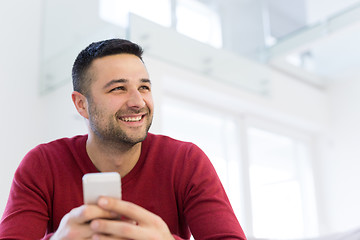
top-left (97, 197), bottom-right (156, 225)
top-left (55, 209), bottom-right (95, 239)
top-left (70, 204), bottom-right (119, 224)
top-left (91, 218), bottom-right (142, 239)
top-left (91, 234), bottom-right (128, 240)
top-left (95, 198), bottom-right (173, 240)
top-left (62, 223), bottom-right (94, 239)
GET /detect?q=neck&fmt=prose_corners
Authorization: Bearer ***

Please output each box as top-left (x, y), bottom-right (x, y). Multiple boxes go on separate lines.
top-left (86, 133), bottom-right (142, 177)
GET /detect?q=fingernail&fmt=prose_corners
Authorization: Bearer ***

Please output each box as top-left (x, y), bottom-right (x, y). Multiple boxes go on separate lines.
top-left (91, 220), bottom-right (99, 230)
top-left (98, 198), bottom-right (108, 207)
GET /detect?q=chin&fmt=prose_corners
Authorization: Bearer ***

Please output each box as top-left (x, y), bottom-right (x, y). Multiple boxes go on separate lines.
top-left (123, 131), bottom-right (149, 145)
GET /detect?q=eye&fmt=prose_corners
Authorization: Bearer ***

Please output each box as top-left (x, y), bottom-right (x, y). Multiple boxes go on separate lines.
top-left (139, 85), bottom-right (151, 91)
top-left (109, 86), bottom-right (126, 92)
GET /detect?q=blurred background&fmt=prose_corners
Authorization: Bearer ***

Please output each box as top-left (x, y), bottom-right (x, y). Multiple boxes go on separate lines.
top-left (1, 0), bottom-right (360, 239)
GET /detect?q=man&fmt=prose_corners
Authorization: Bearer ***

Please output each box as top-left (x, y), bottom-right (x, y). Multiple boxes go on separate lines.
top-left (0, 39), bottom-right (246, 239)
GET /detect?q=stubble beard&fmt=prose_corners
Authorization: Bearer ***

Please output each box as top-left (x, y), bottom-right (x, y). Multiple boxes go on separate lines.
top-left (88, 102), bottom-right (152, 147)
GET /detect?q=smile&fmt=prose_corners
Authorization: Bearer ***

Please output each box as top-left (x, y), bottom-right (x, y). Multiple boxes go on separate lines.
top-left (120, 115), bottom-right (143, 122)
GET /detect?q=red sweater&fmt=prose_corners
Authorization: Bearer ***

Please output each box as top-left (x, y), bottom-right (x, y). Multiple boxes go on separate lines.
top-left (0, 133), bottom-right (246, 239)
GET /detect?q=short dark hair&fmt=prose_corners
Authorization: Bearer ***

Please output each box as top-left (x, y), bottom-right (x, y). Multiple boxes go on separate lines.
top-left (72, 38), bottom-right (144, 96)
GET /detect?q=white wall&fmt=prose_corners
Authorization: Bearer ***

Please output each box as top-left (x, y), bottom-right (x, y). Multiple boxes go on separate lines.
top-left (0, 0), bottom-right (44, 214)
top-left (145, 56), bottom-right (329, 133)
top-left (1, 0), bottom-right (359, 237)
top-left (0, 0), bottom-right (88, 216)
top-left (319, 79), bottom-right (360, 233)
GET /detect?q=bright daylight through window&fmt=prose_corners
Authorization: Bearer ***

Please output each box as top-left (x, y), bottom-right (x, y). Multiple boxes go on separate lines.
top-left (99, 0), bottom-right (222, 48)
top-left (247, 126), bottom-right (318, 239)
top-left (161, 95), bottom-right (319, 239)
top-left (99, 0), bottom-right (171, 28)
top-left (161, 97), bottom-right (243, 222)
top-left (176, 0), bottom-right (222, 48)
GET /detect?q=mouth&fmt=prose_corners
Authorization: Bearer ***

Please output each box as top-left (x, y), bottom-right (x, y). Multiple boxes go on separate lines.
top-left (119, 114), bottom-right (145, 122)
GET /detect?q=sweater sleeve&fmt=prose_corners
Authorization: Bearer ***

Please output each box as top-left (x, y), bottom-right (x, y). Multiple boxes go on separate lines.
top-left (178, 144), bottom-right (247, 240)
top-left (0, 146), bottom-right (54, 239)
top-left (172, 234), bottom-right (186, 240)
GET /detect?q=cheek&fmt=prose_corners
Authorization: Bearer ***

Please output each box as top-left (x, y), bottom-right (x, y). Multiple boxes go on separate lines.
top-left (145, 97), bottom-right (154, 111)
top-left (89, 99), bottom-right (112, 117)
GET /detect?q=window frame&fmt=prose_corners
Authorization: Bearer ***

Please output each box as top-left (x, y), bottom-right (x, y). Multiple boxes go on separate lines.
top-left (159, 93), bottom-right (320, 238)
top-left (242, 116), bottom-right (319, 238)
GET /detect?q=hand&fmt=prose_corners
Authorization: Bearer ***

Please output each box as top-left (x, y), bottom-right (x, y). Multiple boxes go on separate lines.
top-left (51, 204), bottom-right (117, 240)
top-left (90, 197), bottom-right (175, 240)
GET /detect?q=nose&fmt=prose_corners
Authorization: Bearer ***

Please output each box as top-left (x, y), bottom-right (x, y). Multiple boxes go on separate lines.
top-left (127, 89), bottom-right (146, 109)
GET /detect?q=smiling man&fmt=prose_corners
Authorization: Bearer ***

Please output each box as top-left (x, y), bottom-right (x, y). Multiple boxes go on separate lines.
top-left (0, 39), bottom-right (247, 240)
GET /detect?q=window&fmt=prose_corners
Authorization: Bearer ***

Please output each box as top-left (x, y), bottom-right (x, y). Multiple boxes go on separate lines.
top-left (176, 0), bottom-right (222, 48)
top-left (99, 0), bottom-right (223, 48)
top-left (99, 0), bottom-right (171, 28)
top-left (160, 97), bottom-right (243, 220)
top-left (160, 95), bottom-right (319, 239)
top-left (247, 125), bottom-right (318, 239)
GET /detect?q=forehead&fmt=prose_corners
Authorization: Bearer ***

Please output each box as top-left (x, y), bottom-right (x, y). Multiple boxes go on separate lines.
top-left (89, 54), bottom-right (148, 82)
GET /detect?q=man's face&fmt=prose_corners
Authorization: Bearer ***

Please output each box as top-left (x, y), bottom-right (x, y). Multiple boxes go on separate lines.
top-left (85, 54), bottom-right (154, 146)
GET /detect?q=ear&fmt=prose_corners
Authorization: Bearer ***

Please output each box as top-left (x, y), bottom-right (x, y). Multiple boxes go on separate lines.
top-left (72, 91), bottom-right (89, 119)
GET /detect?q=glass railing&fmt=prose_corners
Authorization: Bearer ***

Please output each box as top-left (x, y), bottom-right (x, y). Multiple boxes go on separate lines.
top-left (263, 1), bottom-right (360, 87)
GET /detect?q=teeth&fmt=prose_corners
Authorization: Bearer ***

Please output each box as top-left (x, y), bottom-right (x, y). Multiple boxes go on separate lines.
top-left (121, 116), bottom-right (142, 122)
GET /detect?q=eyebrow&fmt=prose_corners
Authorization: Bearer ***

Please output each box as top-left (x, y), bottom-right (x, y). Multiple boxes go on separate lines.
top-left (103, 78), bottom-right (151, 90)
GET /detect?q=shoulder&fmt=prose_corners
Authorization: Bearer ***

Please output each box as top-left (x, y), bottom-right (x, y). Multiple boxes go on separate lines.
top-left (27, 135), bottom-right (87, 157)
top-left (35, 134), bottom-right (87, 151)
top-left (143, 133), bottom-right (210, 171)
top-left (19, 135), bottom-right (88, 172)
top-left (14, 135), bottom-right (89, 190)
top-left (145, 132), bottom-right (198, 148)
top-left (144, 133), bottom-right (204, 155)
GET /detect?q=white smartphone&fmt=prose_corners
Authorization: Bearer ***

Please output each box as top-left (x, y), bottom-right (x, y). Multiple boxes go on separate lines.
top-left (82, 172), bottom-right (122, 204)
